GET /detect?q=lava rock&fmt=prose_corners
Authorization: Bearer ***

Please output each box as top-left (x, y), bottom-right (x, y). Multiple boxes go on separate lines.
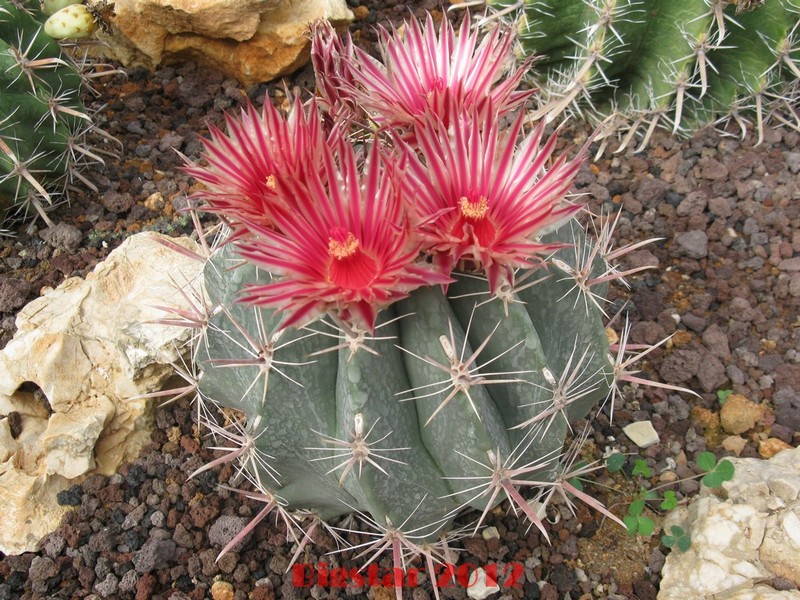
top-left (695, 352), bottom-right (727, 393)
top-left (701, 324), bottom-right (731, 360)
top-left (773, 388), bottom-right (800, 431)
top-left (676, 190), bottom-right (708, 216)
top-left (208, 515), bottom-right (249, 551)
top-left (28, 555), bottom-right (58, 591)
top-left (94, 572), bottom-right (119, 597)
top-left (658, 349), bottom-right (701, 384)
top-left (101, 191), bottom-right (135, 214)
top-left (39, 222), bottom-right (82, 252)
top-left (133, 537), bottom-right (177, 573)
top-left (56, 485), bottom-right (83, 507)
top-left (549, 563), bottom-right (577, 594)
top-left (634, 178), bottom-right (670, 207)
top-left (674, 230), bottom-right (708, 259)
top-left (633, 289), bottom-right (664, 321)
top-left (0, 277), bottom-right (33, 312)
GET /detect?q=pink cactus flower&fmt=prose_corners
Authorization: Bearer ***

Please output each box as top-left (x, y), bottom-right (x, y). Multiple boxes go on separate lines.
top-left (400, 108), bottom-right (585, 292)
top-left (233, 137), bottom-right (451, 331)
top-left (314, 12), bottom-right (532, 131)
top-left (183, 97), bottom-right (329, 235)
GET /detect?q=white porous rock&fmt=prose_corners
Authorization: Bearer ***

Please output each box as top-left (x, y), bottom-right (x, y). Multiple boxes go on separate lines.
top-left (658, 447), bottom-right (800, 600)
top-left (95, 0), bottom-right (353, 86)
top-left (0, 232), bottom-right (203, 555)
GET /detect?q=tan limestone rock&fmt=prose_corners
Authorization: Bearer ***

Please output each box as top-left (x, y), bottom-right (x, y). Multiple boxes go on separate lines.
top-left (96, 0), bottom-right (353, 86)
top-left (622, 420), bottom-right (660, 448)
top-left (0, 232), bottom-right (203, 555)
top-left (210, 580), bottom-right (236, 600)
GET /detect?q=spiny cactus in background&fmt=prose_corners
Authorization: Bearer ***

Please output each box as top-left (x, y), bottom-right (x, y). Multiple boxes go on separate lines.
top-left (479, 0), bottom-right (800, 151)
top-left (162, 13), bottom-right (686, 596)
top-left (0, 0), bottom-right (107, 228)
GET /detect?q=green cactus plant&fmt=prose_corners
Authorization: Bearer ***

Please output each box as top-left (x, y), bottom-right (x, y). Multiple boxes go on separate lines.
top-left (0, 0), bottom-right (104, 227)
top-left (481, 0), bottom-right (800, 149)
top-left (163, 14), bottom-right (686, 595)
top-left (196, 216), bottom-right (617, 533)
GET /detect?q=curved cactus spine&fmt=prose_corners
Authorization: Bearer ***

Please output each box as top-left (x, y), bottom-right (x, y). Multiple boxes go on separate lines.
top-left (0, 0), bottom-right (108, 227)
top-left (485, 0), bottom-right (800, 148)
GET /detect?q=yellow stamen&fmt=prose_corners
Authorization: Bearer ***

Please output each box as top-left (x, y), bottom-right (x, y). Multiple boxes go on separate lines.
top-left (459, 196), bottom-right (489, 220)
top-left (266, 174), bottom-right (276, 190)
top-left (328, 232), bottom-right (360, 260)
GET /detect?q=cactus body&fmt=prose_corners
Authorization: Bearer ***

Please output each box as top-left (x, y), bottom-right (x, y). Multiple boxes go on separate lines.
top-left (0, 0), bottom-right (100, 225)
top-left (197, 217), bottom-right (614, 545)
top-left (490, 0), bottom-right (800, 144)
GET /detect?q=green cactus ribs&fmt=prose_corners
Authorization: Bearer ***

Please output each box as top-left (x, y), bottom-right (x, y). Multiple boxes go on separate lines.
top-left (485, 0), bottom-right (800, 150)
top-left (0, 0), bottom-right (111, 228)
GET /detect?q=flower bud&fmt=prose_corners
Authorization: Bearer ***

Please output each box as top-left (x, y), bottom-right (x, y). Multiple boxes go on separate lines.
top-left (44, 4), bottom-right (97, 39)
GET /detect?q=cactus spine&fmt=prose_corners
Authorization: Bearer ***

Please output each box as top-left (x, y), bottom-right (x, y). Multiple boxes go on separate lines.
top-left (486, 0), bottom-right (800, 148)
top-left (0, 0), bottom-right (104, 226)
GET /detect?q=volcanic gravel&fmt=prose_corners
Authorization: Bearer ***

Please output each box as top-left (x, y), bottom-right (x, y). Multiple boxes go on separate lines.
top-left (0, 1), bottom-right (798, 598)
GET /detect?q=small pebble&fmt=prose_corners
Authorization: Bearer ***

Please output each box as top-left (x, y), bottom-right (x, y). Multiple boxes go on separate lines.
top-left (210, 580), bottom-right (235, 600)
top-left (623, 421), bottom-right (660, 448)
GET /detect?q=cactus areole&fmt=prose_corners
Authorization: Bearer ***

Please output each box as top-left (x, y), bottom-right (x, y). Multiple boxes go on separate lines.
top-left (181, 12), bottom-right (666, 589)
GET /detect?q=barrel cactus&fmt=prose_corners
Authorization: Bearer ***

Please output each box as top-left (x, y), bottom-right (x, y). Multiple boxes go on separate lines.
top-left (171, 13), bottom-right (675, 592)
top-left (0, 0), bottom-right (103, 227)
top-left (482, 0), bottom-right (800, 149)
